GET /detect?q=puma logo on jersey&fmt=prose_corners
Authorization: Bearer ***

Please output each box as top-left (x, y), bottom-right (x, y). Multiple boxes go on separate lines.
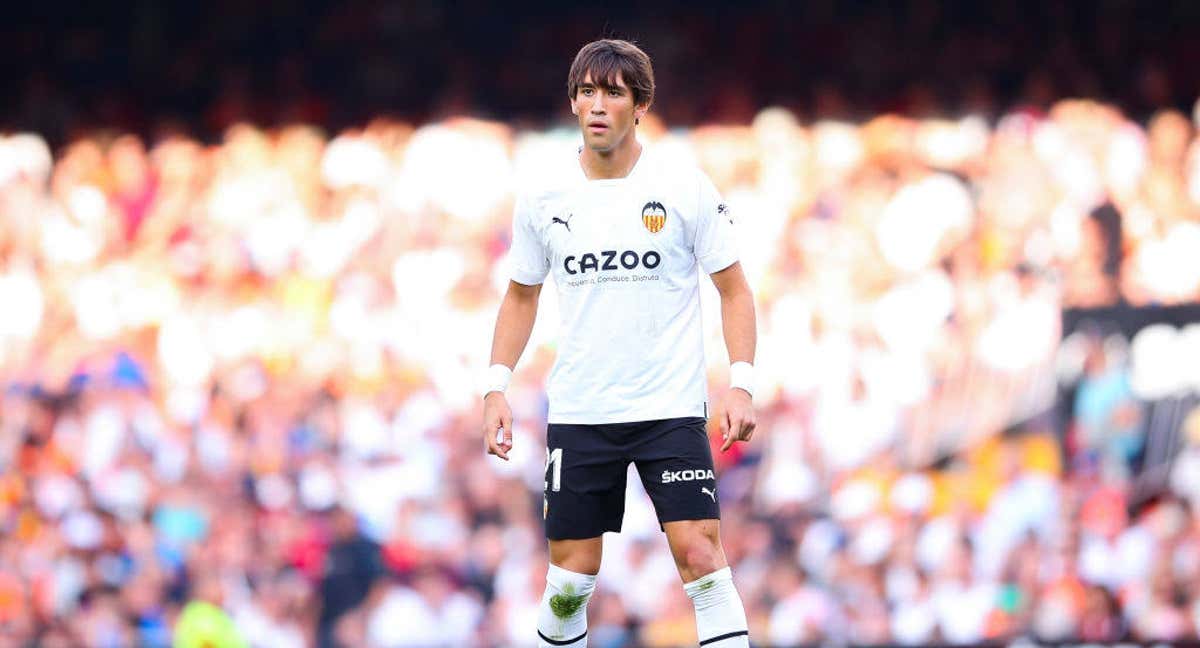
top-left (661, 468), bottom-right (715, 483)
top-left (701, 487), bottom-right (717, 502)
top-left (551, 215), bottom-right (572, 232)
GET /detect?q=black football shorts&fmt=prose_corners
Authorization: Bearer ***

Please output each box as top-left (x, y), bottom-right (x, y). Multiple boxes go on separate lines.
top-left (542, 416), bottom-right (720, 540)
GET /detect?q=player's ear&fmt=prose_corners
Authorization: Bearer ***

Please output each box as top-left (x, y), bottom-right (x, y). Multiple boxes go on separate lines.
top-left (570, 98), bottom-right (579, 116)
top-left (634, 103), bottom-right (649, 125)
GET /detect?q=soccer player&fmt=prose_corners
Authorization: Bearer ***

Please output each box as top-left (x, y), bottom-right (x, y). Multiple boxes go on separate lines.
top-left (482, 39), bottom-right (757, 647)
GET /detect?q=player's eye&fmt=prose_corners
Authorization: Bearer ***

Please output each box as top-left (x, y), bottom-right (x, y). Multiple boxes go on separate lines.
top-left (581, 87), bottom-right (594, 96)
top-left (609, 89), bottom-right (622, 97)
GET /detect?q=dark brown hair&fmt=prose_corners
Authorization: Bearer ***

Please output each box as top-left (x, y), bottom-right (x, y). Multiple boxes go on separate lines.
top-left (567, 39), bottom-right (655, 108)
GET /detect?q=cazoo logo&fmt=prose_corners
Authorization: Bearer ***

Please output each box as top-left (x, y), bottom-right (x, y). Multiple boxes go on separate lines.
top-left (564, 249), bottom-right (661, 275)
top-left (661, 469), bottom-right (715, 483)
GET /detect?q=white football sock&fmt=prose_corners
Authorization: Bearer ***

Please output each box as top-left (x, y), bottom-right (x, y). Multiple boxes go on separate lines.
top-left (537, 563), bottom-right (596, 648)
top-left (684, 566), bottom-right (750, 647)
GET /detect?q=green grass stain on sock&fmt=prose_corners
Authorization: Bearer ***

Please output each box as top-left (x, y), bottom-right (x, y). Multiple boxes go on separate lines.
top-left (696, 578), bottom-right (717, 592)
top-left (549, 583), bottom-right (588, 620)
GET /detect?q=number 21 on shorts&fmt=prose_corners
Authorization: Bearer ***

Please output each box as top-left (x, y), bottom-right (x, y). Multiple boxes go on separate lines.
top-left (545, 447), bottom-right (563, 492)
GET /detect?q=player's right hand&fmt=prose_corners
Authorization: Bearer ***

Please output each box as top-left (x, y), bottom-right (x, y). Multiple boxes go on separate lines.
top-left (482, 392), bottom-right (514, 460)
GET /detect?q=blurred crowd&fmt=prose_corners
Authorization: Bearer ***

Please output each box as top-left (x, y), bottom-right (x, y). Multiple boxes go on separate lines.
top-left (1, 94), bottom-right (1200, 647)
top-left (6, 0), bottom-right (1200, 145)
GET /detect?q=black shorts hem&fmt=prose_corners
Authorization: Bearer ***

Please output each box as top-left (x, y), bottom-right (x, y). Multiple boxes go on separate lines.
top-left (545, 525), bottom-right (620, 541)
top-left (656, 513), bottom-right (721, 524)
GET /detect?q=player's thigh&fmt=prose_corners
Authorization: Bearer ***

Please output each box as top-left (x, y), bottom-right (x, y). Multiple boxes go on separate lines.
top-left (632, 417), bottom-right (720, 524)
top-left (548, 537), bottom-right (603, 575)
top-left (544, 423), bottom-right (629, 540)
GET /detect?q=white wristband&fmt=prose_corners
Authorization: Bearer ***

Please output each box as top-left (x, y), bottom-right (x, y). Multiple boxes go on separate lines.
top-left (729, 361), bottom-right (754, 397)
top-left (483, 364), bottom-right (512, 399)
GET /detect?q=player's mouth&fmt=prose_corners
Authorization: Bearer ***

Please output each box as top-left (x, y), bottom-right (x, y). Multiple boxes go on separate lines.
top-left (587, 121), bottom-right (608, 133)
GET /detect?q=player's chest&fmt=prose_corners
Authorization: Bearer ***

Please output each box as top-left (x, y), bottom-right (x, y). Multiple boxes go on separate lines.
top-left (540, 190), bottom-right (685, 267)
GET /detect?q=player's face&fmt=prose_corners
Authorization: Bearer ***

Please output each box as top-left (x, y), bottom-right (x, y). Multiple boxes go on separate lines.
top-left (570, 71), bottom-right (647, 152)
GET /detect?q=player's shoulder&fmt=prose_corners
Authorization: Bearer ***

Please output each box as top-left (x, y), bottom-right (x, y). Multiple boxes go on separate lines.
top-left (639, 144), bottom-right (711, 197)
top-left (638, 145), bottom-right (713, 217)
top-left (640, 144), bottom-right (705, 181)
top-left (513, 147), bottom-right (584, 218)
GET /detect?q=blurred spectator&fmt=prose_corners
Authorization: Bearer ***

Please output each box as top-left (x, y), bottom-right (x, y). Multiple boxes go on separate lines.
top-left (318, 508), bottom-right (382, 647)
top-left (175, 575), bottom-right (247, 648)
top-left (1074, 336), bottom-right (1142, 480)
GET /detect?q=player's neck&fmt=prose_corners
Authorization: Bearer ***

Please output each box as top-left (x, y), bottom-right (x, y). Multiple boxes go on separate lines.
top-left (580, 136), bottom-right (642, 180)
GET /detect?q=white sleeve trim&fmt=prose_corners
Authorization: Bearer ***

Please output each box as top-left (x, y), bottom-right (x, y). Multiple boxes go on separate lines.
top-left (509, 269), bottom-right (546, 286)
top-left (699, 251), bottom-right (738, 275)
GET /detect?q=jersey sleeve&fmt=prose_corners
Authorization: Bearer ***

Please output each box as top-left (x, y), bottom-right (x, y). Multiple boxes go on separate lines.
top-left (508, 193), bottom-right (550, 285)
top-left (693, 172), bottom-right (739, 274)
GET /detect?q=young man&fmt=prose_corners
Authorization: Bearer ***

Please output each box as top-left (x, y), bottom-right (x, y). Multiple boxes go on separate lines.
top-left (482, 39), bottom-right (757, 647)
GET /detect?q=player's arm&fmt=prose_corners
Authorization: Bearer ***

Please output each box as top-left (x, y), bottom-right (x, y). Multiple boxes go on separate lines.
top-left (482, 280), bottom-right (542, 460)
top-left (709, 261), bottom-right (757, 452)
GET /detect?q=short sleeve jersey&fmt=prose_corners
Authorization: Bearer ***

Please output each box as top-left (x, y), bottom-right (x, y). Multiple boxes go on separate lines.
top-left (507, 147), bottom-right (737, 424)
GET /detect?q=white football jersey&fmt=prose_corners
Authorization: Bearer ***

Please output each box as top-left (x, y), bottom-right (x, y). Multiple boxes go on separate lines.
top-left (508, 146), bottom-right (738, 424)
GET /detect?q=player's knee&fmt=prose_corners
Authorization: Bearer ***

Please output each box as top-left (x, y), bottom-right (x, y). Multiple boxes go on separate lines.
top-left (549, 542), bottom-right (602, 575)
top-left (679, 538), bottom-right (723, 578)
top-left (553, 555), bottom-right (601, 575)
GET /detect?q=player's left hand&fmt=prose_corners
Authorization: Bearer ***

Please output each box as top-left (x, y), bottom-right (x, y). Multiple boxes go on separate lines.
top-left (719, 387), bottom-right (756, 452)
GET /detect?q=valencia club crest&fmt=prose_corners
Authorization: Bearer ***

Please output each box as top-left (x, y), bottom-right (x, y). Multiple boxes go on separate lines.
top-left (642, 201), bottom-right (667, 233)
